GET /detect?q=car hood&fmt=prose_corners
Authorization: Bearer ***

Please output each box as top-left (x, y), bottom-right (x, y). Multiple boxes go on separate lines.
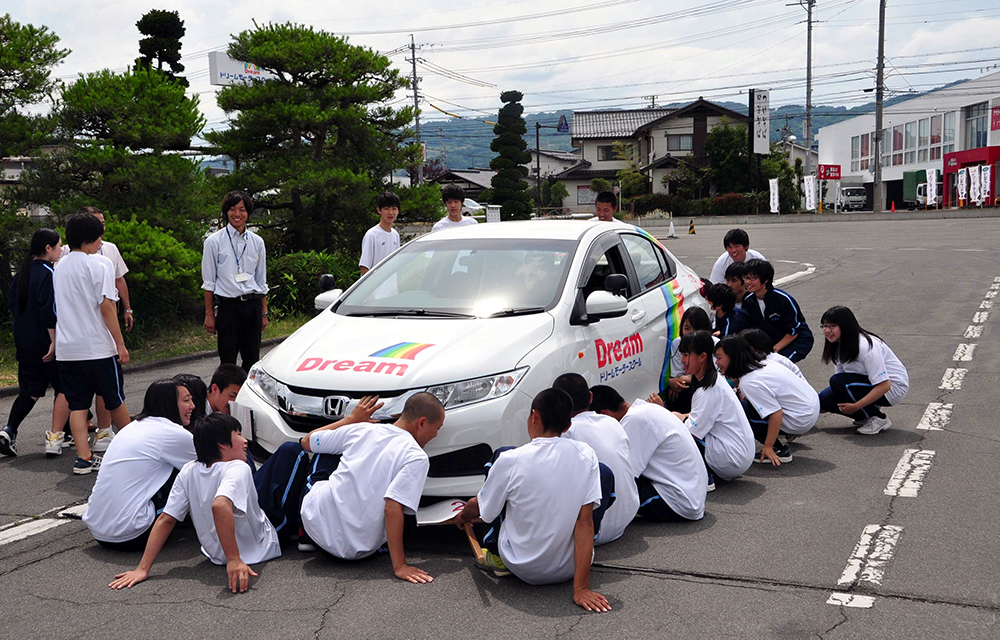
top-left (261, 311), bottom-right (555, 391)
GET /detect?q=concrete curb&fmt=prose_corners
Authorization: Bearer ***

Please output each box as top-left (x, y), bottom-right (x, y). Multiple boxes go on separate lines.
top-left (0, 336), bottom-right (289, 399)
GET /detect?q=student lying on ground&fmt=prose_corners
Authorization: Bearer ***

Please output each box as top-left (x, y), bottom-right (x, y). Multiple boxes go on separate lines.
top-left (553, 373), bottom-right (636, 546)
top-left (590, 385), bottom-right (707, 520)
top-left (739, 328), bottom-right (806, 380)
top-left (818, 306), bottom-right (909, 435)
top-left (715, 336), bottom-right (820, 466)
top-left (297, 393), bottom-right (444, 584)
top-left (667, 331), bottom-right (754, 490)
top-left (706, 283), bottom-right (751, 338)
top-left (666, 307), bottom-right (715, 413)
top-left (454, 388), bottom-right (611, 613)
top-left (84, 379), bottom-right (197, 550)
top-left (740, 259), bottom-right (814, 363)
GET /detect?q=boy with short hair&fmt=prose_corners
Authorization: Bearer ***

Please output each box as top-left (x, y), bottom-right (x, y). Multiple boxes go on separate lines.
top-left (552, 373), bottom-right (636, 546)
top-left (724, 262), bottom-right (749, 310)
top-left (592, 191), bottom-right (618, 222)
top-left (359, 192), bottom-right (402, 275)
top-left (709, 228), bottom-right (766, 284)
top-left (741, 259), bottom-right (814, 363)
top-left (590, 385), bottom-right (707, 523)
top-left (432, 184), bottom-right (478, 232)
top-left (54, 213), bottom-right (131, 474)
top-left (207, 363), bottom-right (247, 415)
top-left (297, 393), bottom-right (444, 584)
top-left (454, 388), bottom-right (611, 613)
top-left (706, 283), bottom-right (750, 337)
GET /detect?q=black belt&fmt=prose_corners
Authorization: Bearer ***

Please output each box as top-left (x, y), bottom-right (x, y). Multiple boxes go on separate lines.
top-left (216, 293), bottom-right (263, 302)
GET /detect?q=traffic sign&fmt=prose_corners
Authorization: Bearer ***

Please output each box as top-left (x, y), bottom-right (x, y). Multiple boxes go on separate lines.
top-left (557, 114), bottom-right (569, 133)
top-left (818, 164), bottom-right (841, 180)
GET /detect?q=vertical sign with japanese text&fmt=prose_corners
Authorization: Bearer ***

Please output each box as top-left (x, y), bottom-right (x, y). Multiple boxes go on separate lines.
top-left (753, 89), bottom-right (770, 155)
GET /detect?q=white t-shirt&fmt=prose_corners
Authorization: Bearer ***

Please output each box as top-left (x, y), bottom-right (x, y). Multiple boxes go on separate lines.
top-left (669, 334), bottom-right (719, 379)
top-left (83, 417), bottom-right (196, 542)
top-left (163, 460), bottom-right (280, 565)
top-left (621, 400), bottom-right (706, 520)
top-left (685, 382), bottom-right (754, 481)
top-left (300, 424), bottom-right (429, 560)
top-left (478, 437), bottom-right (602, 585)
top-left (835, 335), bottom-right (909, 405)
top-left (563, 411), bottom-right (638, 545)
top-left (54, 251), bottom-right (119, 361)
top-left (432, 216), bottom-right (478, 232)
top-left (740, 360), bottom-right (820, 435)
top-left (709, 249), bottom-right (766, 284)
top-left (766, 352), bottom-right (806, 380)
top-left (61, 241), bottom-right (128, 279)
top-left (359, 225), bottom-right (400, 270)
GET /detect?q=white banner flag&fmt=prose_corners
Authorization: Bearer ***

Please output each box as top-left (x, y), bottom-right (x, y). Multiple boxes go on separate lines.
top-left (970, 165), bottom-right (981, 204)
top-left (982, 164), bottom-right (992, 205)
top-left (835, 180), bottom-right (843, 207)
top-left (958, 168), bottom-right (967, 201)
top-left (926, 170), bottom-right (937, 207)
top-left (769, 178), bottom-right (779, 213)
top-left (804, 175), bottom-right (817, 211)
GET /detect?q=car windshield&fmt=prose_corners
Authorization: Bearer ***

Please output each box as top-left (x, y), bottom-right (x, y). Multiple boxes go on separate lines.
top-left (844, 189), bottom-right (865, 197)
top-left (337, 238), bottom-right (577, 317)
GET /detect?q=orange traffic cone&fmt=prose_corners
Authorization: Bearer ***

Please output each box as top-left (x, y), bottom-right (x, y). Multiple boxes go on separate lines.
top-left (891, 201), bottom-right (895, 212)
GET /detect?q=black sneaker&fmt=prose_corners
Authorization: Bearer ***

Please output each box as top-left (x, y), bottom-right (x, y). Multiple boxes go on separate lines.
top-left (62, 431), bottom-right (75, 448)
top-left (0, 427), bottom-right (16, 457)
top-left (754, 440), bottom-right (794, 464)
top-left (73, 454), bottom-right (102, 475)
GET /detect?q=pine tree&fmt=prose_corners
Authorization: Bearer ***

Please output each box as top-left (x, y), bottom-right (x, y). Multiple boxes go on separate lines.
top-left (135, 9), bottom-right (187, 87)
top-left (488, 91), bottom-right (532, 220)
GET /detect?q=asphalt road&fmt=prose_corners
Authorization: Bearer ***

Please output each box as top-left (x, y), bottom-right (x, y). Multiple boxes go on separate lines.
top-left (1, 218), bottom-right (998, 639)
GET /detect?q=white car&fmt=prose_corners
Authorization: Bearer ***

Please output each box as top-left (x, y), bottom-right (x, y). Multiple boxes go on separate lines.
top-left (237, 220), bottom-right (708, 497)
top-left (461, 198), bottom-right (485, 215)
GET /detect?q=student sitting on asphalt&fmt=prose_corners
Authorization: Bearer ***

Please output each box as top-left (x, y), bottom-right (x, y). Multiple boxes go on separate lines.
top-left (715, 336), bottom-right (820, 466)
top-left (207, 364), bottom-right (247, 415)
top-left (666, 307), bottom-right (716, 413)
top-left (724, 262), bottom-right (749, 310)
top-left (740, 258), bottom-right (814, 363)
top-left (709, 228), bottom-right (766, 284)
top-left (706, 282), bottom-right (751, 337)
top-left (552, 373), bottom-right (636, 546)
top-left (84, 379), bottom-right (197, 550)
top-left (296, 393), bottom-right (444, 584)
top-left (818, 305), bottom-right (909, 435)
top-left (454, 388), bottom-right (610, 612)
top-left (590, 385), bottom-right (707, 522)
top-left (739, 328), bottom-right (807, 380)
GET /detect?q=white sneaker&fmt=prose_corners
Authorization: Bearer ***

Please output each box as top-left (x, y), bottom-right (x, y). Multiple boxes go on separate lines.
top-left (852, 418), bottom-right (865, 428)
top-left (91, 428), bottom-right (115, 452)
top-left (45, 430), bottom-right (64, 456)
top-left (857, 416), bottom-right (892, 435)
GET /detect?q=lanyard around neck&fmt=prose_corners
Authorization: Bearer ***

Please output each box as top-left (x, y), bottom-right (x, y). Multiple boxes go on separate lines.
top-left (226, 227), bottom-right (249, 271)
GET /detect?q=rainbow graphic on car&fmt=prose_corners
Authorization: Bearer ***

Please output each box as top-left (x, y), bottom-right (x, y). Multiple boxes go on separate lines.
top-left (368, 342), bottom-right (435, 360)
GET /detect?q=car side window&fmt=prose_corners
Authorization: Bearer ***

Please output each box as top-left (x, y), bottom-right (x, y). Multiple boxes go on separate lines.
top-left (622, 234), bottom-right (667, 293)
top-left (581, 243), bottom-right (632, 300)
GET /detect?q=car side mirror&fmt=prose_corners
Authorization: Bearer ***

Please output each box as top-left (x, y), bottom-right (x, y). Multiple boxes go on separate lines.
top-left (585, 290), bottom-right (628, 321)
top-left (604, 273), bottom-right (628, 296)
top-left (319, 274), bottom-right (337, 292)
top-left (314, 288), bottom-right (343, 311)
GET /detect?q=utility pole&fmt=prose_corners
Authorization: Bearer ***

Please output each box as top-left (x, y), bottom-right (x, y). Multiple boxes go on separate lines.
top-left (873, 0), bottom-right (886, 213)
top-left (804, 0), bottom-right (814, 181)
top-left (409, 34), bottom-right (423, 186)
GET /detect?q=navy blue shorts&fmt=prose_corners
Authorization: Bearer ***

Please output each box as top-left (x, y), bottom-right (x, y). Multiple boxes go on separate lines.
top-left (17, 353), bottom-right (60, 398)
top-left (59, 356), bottom-right (126, 412)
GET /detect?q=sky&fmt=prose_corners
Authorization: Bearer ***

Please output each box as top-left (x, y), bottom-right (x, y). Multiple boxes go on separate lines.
top-left (10, 0), bottom-right (1000, 134)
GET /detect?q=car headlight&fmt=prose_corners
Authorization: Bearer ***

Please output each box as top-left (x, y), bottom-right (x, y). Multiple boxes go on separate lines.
top-left (426, 368), bottom-right (528, 410)
top-left (247, 363), bottom-right (286, 409)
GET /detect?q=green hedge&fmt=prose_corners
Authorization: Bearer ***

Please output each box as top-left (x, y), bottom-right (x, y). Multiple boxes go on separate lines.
top-left (625, 192), bottom-right (769, 217)
top-left (268, 251), bottom-right (360, 317)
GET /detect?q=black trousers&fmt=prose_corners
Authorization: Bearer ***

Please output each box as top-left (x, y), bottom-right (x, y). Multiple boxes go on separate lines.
top-left (215, 296), bottom-right (262, 371)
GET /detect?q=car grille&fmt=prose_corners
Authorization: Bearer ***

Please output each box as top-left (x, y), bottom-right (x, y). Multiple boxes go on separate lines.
top-left (278, 411), bottom-right (330, 434)
top-left (428, 444), bottom-right (494, 478)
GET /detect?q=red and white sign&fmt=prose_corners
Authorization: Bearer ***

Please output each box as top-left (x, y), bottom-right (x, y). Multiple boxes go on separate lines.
top-left (991, 106), bottom-right (1000, 132)
top-left (818, 164), bottom-right (841, 180)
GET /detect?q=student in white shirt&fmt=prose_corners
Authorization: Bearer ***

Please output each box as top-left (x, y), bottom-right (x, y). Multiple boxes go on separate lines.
top-left (432, 184), bottom-right (478, 231)
top-left (454, 388), bottom-right (610, 613)
top-left (669, 331), bottom-right (754, 488)
top-left (202, 190), bottom-right (269, 371)
top-left (54, 213), bottom-right (132, 475)
top-left (715, 336), bottom-right (819, 466)
top-left (110, 414), bottom-right (280, 594)
top-left (591, 191), bottom-right (619, 222)
top-left (297, 393), bottom-right (444, 584)
top-left (589, 386), bottom-right (707, 523)
top-left (666, 307), bottom-right (715, 413)
top-left (359, 192), bottom-right (402, 275)
top-left (553, 373), bottom-right (638, 546)
top-left (207, 364), bottom-right (247, 414)
top-left (740, 329), bottom-right (807, 380)
top-left (818, 306), bottom-right (909, 435)
top-left (708, 228), bottom-right (766, 284)
top-left (84, 379), bottom-right (197, 550)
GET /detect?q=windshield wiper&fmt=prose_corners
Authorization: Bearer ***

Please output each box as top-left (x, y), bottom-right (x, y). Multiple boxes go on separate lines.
top-left (487, 307), bottom-right (546, 318)
top-left (348, 309), bottom-right (475, 318)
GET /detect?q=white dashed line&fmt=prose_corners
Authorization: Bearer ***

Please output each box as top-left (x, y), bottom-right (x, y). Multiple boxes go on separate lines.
top-left (973, 312), bottom-right (989, 323)
top-left (985, 290), bottom-right (997, 299)
top-left (774, 262), bottom-right (816, 286)
top-left (0, 519), bottom-right (69, 546)
top-left (916, 403), bottom-right (953, 431)
top-left (964, 325), bottom-right (983, 338)
top-left (837, 524), bottom-right (903, 589)
top-left (939, 368), bottom-right (967, 390)
top-left (991, 283), bottom-right (1000, 290)
top-left (953, 344), bottom-right (977, 361)
top-left (980, 300), bottom-right (994, 309)
top-left (885, 449), bottom-right (936, 497)
top-left (827, 593), bottom-right (876, 608)
top-left (994, 277), bottom-right (1000, 283)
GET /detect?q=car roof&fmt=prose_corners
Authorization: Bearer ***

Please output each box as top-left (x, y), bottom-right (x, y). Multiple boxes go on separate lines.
top-left (413, 219), bottom-right (619, 243)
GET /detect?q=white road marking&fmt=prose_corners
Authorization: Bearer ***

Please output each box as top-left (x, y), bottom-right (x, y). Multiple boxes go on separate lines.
top-left (774, 262), bottom-right (816, 286)
top-left (916, 403), bottom-right (953, 431)
top-left (953, 344), bottom-right (977, 361)
top-left (980, 300), bottom-right (994, 309)
top-left (897, 248), bottom-right (926, 251)
top-left (940, 368), bottom-right (967, 390)
top-left (994, 277), bottom-right (1000, 283)
top-left (885, 449), bottom-right (936, 497)
top-left (59, 504), bottom-right (87, 518)
top-left (827, 593), bottom-right (876, 608)
top-left (965, 325), bottom-right (983, 338)
top-left (837, 524), bottom-right (903, 588)
top-left (986, 291), bottom-right (998, 299)
top-left (955, 249), bottom-right (985, 252)
top-left (0, 519), bottom-right (69, 546)
top-left (845, 247), bottom-right (874, 251)
top-left (973, 312), bottom-right (989, 323)
top-left (991, 283), bottom-right (1000, 291)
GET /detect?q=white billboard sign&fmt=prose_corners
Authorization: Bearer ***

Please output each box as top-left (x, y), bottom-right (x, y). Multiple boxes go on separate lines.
top-left (804, 174), bottom-right (817, 210)
top-left (753, 89), bottom-right (770, 155)
top-left (208, 51), bottom-right (278, 86)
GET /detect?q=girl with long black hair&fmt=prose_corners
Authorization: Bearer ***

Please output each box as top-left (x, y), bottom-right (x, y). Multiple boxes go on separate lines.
top-left (0, 229), bottom-right (70, 457)
top-left (819, 306), bottom-right (908, 435)
top-left (666, 306), bottom-right (717, 413)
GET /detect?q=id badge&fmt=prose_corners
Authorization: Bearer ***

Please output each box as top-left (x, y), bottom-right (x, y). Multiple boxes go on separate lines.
top-left (234, 271), bottom-right (250, 283)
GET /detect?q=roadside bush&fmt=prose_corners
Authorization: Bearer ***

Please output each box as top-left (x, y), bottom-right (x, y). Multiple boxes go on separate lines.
top-left (268, 250), bottom-right (360, 317)
top-left (623, 193), bottom-right (688, 216)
